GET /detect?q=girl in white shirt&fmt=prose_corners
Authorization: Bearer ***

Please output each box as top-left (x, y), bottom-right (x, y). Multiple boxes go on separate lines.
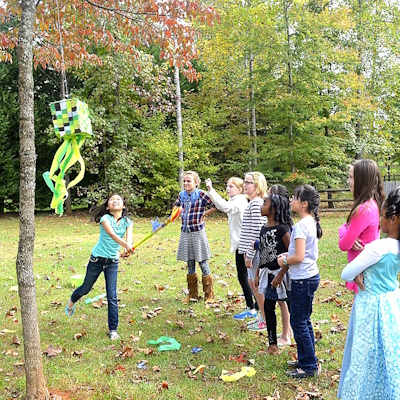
top-left (277, 184), bottom-right (322, 378)
top-left (205, 177), bottom-right (253, 316)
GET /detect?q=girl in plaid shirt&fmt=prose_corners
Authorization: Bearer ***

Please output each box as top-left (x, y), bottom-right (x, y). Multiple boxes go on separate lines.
top-left (174, 171), bottom-right (216, 302)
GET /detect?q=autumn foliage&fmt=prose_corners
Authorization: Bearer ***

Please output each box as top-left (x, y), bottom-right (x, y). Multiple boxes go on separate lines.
top-left (0, 0), bottom-right (219, 80)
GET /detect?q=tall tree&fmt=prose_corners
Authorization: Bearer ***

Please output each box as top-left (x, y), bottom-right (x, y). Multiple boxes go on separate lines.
top-left (16, 1), bottom-right (48, 398)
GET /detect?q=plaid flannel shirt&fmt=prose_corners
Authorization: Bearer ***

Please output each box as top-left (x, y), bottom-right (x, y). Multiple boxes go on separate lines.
top-left (174, 189), bottom-right (214, 232)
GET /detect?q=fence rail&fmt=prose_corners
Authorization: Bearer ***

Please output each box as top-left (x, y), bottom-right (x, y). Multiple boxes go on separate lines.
top-left (319, 181), bottom-right (400, 213)
top-left (318, 188), bottom-right (351, 213)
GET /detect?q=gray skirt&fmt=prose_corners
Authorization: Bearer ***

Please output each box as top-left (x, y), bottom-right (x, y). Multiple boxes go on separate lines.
top-left (176, 229), bottom-right (211, 262)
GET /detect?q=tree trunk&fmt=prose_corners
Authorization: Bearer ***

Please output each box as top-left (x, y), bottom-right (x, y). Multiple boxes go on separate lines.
top-left (284, 0), bottom-right (295, 172)
top-left (245, 56), bottom-right (252, 171)
top-left (174, 63), bottom-right (184, 189)
top-left (17, 1), bottom-right (48, 398)
top-left (249, 53), bottom-right (257, 166)
top-left (355, 0), bottom-right (363, 160)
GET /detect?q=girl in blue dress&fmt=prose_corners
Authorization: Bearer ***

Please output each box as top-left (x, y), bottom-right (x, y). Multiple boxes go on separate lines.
top-left (338, 186), bottom-right (400, 399)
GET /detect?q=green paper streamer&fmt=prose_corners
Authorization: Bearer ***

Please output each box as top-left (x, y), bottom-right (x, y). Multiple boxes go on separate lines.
top-left (43, 98), bottom-right (92, 215)
top-left (147, 336), bottom-right (181, 351)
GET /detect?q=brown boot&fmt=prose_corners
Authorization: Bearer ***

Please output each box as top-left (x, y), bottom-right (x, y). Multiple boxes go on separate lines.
top-left (202, 275), bottom-right (214, 303)
top-left (186, 274), bottom-right (198, 302)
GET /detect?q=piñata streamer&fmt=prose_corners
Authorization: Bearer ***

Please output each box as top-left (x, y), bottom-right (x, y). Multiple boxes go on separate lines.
top-left (43, 98), bottom-right (92, 214)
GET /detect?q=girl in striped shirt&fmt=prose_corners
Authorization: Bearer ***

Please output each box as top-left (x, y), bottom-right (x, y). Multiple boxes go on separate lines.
top-left (238, 172), bottom-right (268, 329)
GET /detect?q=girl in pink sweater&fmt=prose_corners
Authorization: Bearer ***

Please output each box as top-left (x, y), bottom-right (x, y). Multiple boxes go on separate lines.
top-left (338, 159), bottom-right (385, 292)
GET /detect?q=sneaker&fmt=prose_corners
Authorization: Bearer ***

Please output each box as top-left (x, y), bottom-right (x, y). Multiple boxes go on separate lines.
top-left (286, 367), bottom-right (320, 378)
top-left (248, 321), bottom-right (267, 331)
top-left (109, 331), bottom-right (120, 341)
top-left (233, 308), bottom-right (257, 320)
top-left (277, 337), bottom-right (291, 347)
top-left (247, 317), bottom-right (261, 327)
top-left (287, 359), bottom-right (299, 368)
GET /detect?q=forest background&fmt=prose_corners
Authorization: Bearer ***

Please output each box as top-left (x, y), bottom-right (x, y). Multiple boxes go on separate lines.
top-left (1, 0), bottom-right (400, 215)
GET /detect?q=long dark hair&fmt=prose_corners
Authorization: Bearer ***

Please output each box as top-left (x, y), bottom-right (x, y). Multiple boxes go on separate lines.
top-left (293, 184), bottom-right (323, 239)
top-left (268, 184), bottom-right (293, 229)
top-left (348, 159), bottom-right (385, 223)
top-left (382, 187), bottom-right (400, 241)
top-left (90, 192), bottom-right (129, 223)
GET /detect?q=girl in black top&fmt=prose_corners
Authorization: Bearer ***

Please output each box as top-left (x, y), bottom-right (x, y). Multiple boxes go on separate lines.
top-left (255, 187), bottom-right (292, 353)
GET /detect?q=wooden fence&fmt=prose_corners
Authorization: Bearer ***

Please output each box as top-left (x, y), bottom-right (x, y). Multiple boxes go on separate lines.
top-left (319, 181), bottom-right (400, 213)
top-left (383, 181), bottom-right (400, 195)
top-left (319, 188), bottom-right (351, 213)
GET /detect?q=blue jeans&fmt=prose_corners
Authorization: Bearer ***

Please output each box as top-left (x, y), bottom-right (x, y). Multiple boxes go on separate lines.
top-left (71, 255), bottom-right (119, 331)
top-left (290, 273), bottom-right (320, 372)
top-left (187, 260), bottom-right (211, 276)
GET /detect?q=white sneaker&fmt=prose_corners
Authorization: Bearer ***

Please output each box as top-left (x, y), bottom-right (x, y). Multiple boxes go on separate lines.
top-left (109, 331), bottom-right (120, 340)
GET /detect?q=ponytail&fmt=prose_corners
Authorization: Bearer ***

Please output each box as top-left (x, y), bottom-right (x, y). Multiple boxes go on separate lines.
top-left (314, 209), bottom-right (323, 239)
top-left (294, 184), bottom-right (323, 239)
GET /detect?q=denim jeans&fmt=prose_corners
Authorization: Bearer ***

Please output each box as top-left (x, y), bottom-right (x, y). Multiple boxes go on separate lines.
top-left (187, 260), bottom-right (211, 276)
top-left (71, 255), bottom-right (119, 331)
top-left (290, 273), bottom-right (320, 372)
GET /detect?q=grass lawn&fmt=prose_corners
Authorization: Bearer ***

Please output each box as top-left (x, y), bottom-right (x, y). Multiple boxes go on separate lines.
top-left (0, 211), bottom-right (353, 399)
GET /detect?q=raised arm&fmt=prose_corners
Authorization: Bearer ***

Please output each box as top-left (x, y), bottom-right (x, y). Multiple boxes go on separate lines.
top-left (207, 188), bottom-right (242, 214)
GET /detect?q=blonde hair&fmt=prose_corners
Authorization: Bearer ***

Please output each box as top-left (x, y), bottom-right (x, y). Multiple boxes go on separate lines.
top-left (245, 171), bottom-right (267, 198)
top-left (184, 170), bottom-right (201, 187)
top-left (228, 177), bottom-right (244, 194)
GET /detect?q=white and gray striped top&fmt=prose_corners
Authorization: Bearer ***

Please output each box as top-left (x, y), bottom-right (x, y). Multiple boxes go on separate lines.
top-left (238, 197), bottom-right (267, 260)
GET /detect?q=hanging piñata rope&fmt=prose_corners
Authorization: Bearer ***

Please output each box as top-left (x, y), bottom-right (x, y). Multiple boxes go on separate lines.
top-left (43, 0), bottom-right (92, 215)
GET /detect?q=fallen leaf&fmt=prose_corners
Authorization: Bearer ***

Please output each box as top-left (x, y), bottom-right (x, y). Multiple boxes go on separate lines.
top-left (319, 279), bottom-right (334, 288)
top-left (121, 346), bottom-right (135, 359)
top-left (193, 364), bottom-right (206, 374)
top-left (330, 323), bottom-right (346, 333)
top-left (4, 348), bottom-right (19, 356)
top-left (71, 350), bottom-right (85, 357)
top-left (92, 300), bottom-right (103, 309)
top-left (43, 344), bottom-right (62, 357)
top-left (137, 347), bottom-right (153, 355)
top-left (315, 331), bottom-right (323, 341)
top-left (187, 371), bottom-right (198, 380)
top-left (330, 314), bottom-right (340, 322)
top-left (12, 336), bottom-right (20, 346)
top-left (1, 329), bottom-right (16, 334)
top-left (6, 307), bottom-right (18, 317)
top-left (159, 380), bottom-right (169, 389)
top-left (175, 320), bottom-right (185, 328)
top-left (321, 296), bottom-right (336, 303)
top-left (217, 331), bottom-right (228, 340)
top-left (73, 331), bottom-right (87, 340)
